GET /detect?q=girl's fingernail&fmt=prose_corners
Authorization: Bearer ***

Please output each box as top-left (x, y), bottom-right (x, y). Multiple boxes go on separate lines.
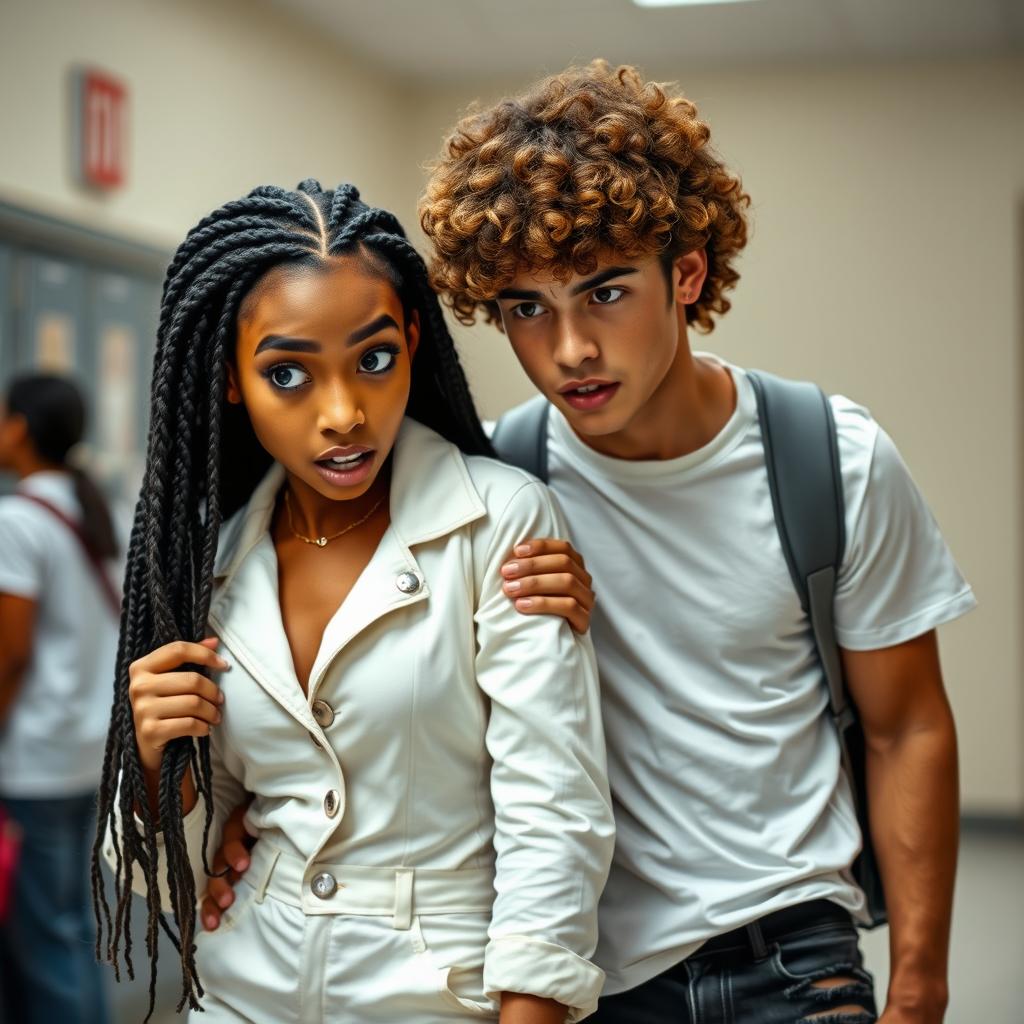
top-left (234, 857), bottom-right (249, 872)
top-left (515, 544), bottom-right (531, 556)
top-left (204, 915), bottom-right (216, 930)
top-left (516, 598), bottom-right (534, 609)
top-left (218, 659), bottom-right (231, 670)
top-left (504, 580), bottom-right (521, 593)
top-left (217, 690), bottom-right (225, 703)
top-left (502, 562), bottom-right (519, 576)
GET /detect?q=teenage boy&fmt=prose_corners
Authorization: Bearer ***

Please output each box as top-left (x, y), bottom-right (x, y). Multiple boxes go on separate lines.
top-left (416, 62), bottom-right (973, 1024)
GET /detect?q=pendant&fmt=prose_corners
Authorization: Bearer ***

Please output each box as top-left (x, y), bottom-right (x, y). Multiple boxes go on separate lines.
top-left (316, 537), bottom-right (327, 547)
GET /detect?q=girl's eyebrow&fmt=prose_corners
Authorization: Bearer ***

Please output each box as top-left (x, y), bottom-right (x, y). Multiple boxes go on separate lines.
top-left (254, 335), bottom-right (320, 355)
top-left (347, 313), bottom-right (400, 346)
top-left (253, 314), bottom-right (399, 356)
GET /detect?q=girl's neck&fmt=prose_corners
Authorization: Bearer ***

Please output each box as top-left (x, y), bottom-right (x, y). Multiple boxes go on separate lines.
top-left (281, 463), bottom-right (392, 542)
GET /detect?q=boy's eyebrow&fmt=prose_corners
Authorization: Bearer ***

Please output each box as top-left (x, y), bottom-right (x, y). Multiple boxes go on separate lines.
top-left (496, 287), bottom-right (544, 301)
top-left (569, 266), bottom-right (638, 296)
top-left (495, 266), bottom-right (640, 302)
top-left (254, 335), bottom-right (320, 355)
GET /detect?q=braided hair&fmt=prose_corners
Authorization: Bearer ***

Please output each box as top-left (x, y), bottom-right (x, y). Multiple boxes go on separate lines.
top-left (91, 180), bottom-right (493, 1017)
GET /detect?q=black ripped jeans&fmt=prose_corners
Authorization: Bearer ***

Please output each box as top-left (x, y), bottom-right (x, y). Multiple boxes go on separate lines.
top-left (592, 900), bottom-right (878, 1024)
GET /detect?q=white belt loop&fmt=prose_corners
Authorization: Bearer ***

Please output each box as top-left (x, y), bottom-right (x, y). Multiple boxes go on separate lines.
top-left (392, 867), bottom-right (414, 930)
top-left (254, 847), bottom-right (281, 904)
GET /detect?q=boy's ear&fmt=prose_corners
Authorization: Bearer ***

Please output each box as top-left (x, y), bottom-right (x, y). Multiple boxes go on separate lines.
top-left (673, 248), bottom-right (709, 307)
top-left (225, 362), bottom-right (243, 404)
top-left (406, 309), bottom-right (421, 361)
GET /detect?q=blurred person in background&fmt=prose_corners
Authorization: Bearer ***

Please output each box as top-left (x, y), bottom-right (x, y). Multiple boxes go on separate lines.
top-left (0, 373), bottom-right (119, 1024)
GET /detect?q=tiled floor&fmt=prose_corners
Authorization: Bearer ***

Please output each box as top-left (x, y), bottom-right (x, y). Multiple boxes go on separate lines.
top-left (107, 828), bottom-right (1021, 1023)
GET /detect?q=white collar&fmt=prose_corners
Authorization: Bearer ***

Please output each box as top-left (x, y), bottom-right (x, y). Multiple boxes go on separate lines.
top-left (212, 417), bottom-right (486, 583)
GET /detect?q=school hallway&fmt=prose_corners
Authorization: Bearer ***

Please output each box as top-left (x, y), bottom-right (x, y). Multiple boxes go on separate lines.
top-left (105, 826), bottom-right (1022, 1024)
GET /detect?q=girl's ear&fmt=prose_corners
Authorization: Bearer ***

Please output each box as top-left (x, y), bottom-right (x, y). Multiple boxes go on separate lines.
top-left (406, 309), bottom-right (421, 362)
top-left (225, 362), bottom-right (243, 404)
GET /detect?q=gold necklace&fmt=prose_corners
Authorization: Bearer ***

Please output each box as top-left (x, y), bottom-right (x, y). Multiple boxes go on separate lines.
top-left (284, 488), bottom-right (385, 548)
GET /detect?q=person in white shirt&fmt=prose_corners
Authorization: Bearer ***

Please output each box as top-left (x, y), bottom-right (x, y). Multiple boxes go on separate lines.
top-left (0, 373), bottom-right (119, 1024)
top-left (414, 62), bottom-right (974, 1024)
top-left (96, 181), bottom-right (614, 1024)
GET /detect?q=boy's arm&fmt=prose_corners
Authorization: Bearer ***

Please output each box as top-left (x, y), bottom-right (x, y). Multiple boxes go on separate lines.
top-left (841, 630), bottom-right (958, 1024)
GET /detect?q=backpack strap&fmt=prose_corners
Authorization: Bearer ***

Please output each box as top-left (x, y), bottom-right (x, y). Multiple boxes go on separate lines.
top-left (491, 395), bottom-right (552, 483)
top-left (17, 493), bottom-right (121, 617)
top-left (746, 370), bottom-right (851, 732)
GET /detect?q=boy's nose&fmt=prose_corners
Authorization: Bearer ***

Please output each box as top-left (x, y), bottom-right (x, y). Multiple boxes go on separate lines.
top-left (553, 323), bottom-right (600, 368)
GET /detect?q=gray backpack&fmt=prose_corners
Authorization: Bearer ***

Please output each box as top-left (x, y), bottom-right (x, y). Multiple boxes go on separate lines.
top-left (491, 370), bottom-right (887, 928)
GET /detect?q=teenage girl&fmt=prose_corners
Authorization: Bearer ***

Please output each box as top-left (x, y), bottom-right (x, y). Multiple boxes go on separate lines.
top-left (95, 181), bottom-right (613, 1024)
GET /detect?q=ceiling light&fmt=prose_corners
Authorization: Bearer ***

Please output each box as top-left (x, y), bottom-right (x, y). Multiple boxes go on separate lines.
top-left (631, 0), bottom-right (761, 7)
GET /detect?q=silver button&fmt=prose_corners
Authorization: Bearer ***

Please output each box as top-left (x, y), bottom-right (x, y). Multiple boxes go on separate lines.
top-left (312, 699), bottom-right (335, 728)
top-left (311, 872), bottom-right (337, 900)
top-left (324, 789), bottom-right (340, 818)
top-left (396, 571), bottom-right (421, 594)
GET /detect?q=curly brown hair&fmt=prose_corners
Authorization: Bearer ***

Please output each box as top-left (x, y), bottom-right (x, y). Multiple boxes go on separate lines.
top-left (420, 60), bottom-right (750, 332)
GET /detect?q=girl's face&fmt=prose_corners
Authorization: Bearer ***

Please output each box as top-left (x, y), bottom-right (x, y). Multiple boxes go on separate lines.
top-left (228, 256), bottom-right (419, 503)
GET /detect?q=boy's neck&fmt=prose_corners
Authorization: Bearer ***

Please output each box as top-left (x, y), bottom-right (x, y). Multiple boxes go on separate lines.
top-left (577, 334), bottom-right (737, 463)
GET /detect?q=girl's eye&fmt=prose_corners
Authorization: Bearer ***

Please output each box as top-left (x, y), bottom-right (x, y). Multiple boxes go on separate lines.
top-left (512, 302), bottom-right (545, 320)
top-left (266, 365), bottom-right (310, 391)
top-left (359, 346), bottom-right (398, 374)
top-left (591, 286), bottom-right (625, 305)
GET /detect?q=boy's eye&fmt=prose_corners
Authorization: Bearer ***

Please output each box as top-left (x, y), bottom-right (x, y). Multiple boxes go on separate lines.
top-left (267, 365), bottom-right (310, 390)
top-left (512, 302), bottom-right (545, 320)
top-left (359, 346), bottom-right (398, 374)
top-left (591, 286), bottom-right (625, 305)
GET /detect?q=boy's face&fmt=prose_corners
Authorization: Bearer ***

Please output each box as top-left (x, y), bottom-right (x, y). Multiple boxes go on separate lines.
top-left (494, 251), bottom-right (704, 441)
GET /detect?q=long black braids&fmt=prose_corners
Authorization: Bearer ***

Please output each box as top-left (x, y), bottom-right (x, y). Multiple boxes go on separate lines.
top-left (91, 180), bottom-right (493, 1018)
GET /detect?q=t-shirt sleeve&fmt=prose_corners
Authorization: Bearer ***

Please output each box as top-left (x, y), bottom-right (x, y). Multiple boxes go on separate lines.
top-left (832, 399), bottom-right (976, 651)
top-left (0, 503), bottom-right (46, 600)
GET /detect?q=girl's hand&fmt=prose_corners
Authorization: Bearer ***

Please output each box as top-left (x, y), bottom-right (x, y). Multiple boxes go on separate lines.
top-left (129, 637), bottom-right (228, 773)
top-left (500, 538), bottom-right (595, 635)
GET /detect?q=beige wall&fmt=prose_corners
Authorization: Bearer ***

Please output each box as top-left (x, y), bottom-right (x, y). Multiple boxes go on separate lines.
top-left (1, 0), bottom-right (1019, 815)
top-left (407, 59), bottom-right (1024, 815)
top-left (0, 0), bottom-right (411, 249)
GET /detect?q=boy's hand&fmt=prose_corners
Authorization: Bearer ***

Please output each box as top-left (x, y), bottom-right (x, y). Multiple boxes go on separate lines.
top-left (200, 800), bottom-right (254, 931)
top-left (501, 539), bottom-right (595, 635)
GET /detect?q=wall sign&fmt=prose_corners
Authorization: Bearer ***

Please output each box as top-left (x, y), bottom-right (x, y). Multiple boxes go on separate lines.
top-left (73, 68), bottom-right (128, 190)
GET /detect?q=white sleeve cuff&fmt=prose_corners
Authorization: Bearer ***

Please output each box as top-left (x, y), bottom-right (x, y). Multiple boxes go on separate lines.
top-left (102, 793), bottom-right (210, 914)
top-left (484, 935), bottom-right (605, 1022)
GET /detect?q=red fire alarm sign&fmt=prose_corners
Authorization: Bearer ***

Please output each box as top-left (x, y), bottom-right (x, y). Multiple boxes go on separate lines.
top-left (73, 68), bottom-right (128, 189)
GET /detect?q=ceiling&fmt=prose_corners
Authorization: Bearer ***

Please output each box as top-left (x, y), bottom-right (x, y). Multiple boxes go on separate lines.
top-left (265, 0), bottom-right (1024, 83)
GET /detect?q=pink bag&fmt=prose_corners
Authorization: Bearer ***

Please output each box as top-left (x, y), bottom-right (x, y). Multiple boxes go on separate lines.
top-left (0, 804), bottom-right (22, 922)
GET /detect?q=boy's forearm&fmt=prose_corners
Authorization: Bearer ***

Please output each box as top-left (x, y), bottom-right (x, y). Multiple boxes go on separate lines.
top-left (865, 713), bottom-right (958, 1019)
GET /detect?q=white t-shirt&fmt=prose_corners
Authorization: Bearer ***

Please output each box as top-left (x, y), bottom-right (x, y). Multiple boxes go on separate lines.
top-left (543, 355), bottom-right (976, 995)
top-left (0, 472), bottom-right (119, 797)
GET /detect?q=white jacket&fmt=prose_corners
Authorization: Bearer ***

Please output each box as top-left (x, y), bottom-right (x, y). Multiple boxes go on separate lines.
top-left (113, 417), bottom-right (614, 1018)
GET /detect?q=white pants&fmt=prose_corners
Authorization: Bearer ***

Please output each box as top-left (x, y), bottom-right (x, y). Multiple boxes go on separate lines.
top-left (193, 842), bottom-right (499, 1023)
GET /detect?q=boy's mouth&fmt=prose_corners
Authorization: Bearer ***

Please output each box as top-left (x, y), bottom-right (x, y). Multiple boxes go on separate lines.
top-left (559, 379), bottom-right (620, 411)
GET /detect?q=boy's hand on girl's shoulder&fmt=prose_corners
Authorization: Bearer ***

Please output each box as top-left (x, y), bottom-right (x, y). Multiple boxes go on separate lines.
top-left (501, 538), bottom-right (595, 635)
top-left (201, 800), bottom-right (254, 931)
